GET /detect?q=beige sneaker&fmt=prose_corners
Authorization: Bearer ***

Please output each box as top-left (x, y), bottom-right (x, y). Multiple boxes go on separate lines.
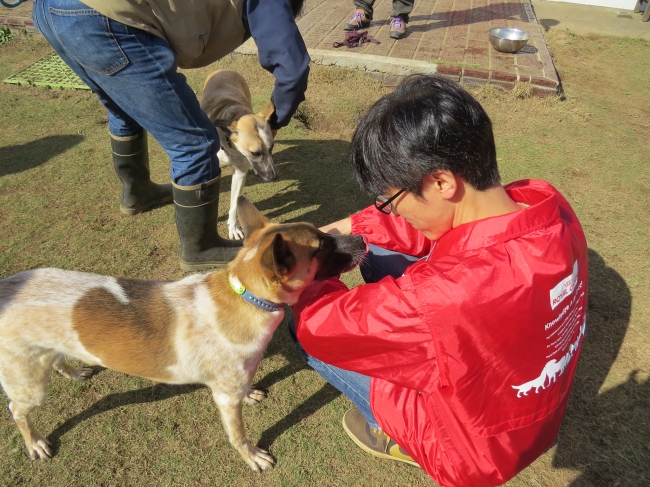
top-left (342, 407), bottom-right (420, 467)
top-left (344, 9), bottom-right (371, 30)
top-left (389, 16), bottom-right (407, 39)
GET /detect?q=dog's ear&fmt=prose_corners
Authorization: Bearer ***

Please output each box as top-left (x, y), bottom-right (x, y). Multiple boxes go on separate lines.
top-left (262, 232), bottom-right (295, 277)
top-left (213, 119), bottom-right (235, 137)
top-left (257, 98), bottom-right (275, 122)
top-left (237, 196), bottom-right (269, 239)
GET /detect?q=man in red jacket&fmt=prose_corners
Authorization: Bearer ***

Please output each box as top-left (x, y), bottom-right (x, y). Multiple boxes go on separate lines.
top-left (290, 75), bottom-right (588, 487)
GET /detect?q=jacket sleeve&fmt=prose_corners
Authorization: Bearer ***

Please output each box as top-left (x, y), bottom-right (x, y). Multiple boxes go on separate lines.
top-left (293, 275), bottom-right (439, 393)
top-left (245, 0), bottom-right (310, 129)
top-left (351, 205), bottom-right (434, 257)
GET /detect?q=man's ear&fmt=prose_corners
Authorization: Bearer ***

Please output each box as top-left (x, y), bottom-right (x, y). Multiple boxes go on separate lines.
top-left (261, 232), bottom-right (296, 277)
top-left (257, 99), bottom-right (275, 122)
top-left (426, 171), bottom-right (458, 201)
top-left (237, 196), bottom-right (269, 239)
top-left (213, 119), bottom-right (235, 137)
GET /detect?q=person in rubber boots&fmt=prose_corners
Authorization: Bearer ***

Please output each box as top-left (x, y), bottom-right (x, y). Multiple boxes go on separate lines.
top-left (32, 0), bottom-right (310, 270)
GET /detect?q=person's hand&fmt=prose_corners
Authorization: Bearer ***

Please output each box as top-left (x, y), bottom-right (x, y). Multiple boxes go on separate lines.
top-left (320, 217), bottom-right (352, 235)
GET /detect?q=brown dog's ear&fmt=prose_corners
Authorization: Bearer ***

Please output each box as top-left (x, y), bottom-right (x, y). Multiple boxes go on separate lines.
top-left (257, 98), bottom-right (275, 122)
top-left (237, 196), bottom-right (269, 239)
top-left (261, 232), bottom-right (296, 277)
top-left (213, 119), bottom-right (235, 137)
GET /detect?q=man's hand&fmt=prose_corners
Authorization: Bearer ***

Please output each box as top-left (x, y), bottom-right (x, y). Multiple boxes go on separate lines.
top-left (320, 217), bottom-right (352, 235)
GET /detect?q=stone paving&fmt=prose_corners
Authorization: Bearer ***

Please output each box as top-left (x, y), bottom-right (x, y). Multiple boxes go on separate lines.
top-left (2, 0), bottom-right (560, 96)
top-left (290, 0), bottom-right (560, 95)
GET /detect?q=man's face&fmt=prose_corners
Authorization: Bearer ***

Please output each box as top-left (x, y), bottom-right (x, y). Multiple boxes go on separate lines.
top-left (384, 174), bottom-right (456, 240)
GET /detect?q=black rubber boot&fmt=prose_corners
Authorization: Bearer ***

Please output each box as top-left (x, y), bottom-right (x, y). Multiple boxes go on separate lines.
top-left (111, 129), bottom-right (173, 215)
top-left (173, 176), bottom-right (243, 271)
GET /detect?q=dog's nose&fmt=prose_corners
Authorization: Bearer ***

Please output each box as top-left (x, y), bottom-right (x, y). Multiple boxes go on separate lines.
top-left (259, 167), bottom-right (278, 182)
top-left (362, 235), bottom-right (370, 255)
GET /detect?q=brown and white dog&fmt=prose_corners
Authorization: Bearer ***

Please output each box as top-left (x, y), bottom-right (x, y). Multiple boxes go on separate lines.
top-left (201, 69), bottom-right (278, 240)
top-left (0, 197), bottom-right (367, 471)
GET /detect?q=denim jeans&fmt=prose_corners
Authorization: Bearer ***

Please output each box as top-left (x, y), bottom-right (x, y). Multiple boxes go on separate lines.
top-left (32, 0), bottom-right (220, 186)
top-left (289, 244), bottom-right (421, 430)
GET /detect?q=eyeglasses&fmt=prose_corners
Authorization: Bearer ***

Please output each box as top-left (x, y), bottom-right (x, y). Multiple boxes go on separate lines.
top-left (375, 188), bottom-right (406, 214)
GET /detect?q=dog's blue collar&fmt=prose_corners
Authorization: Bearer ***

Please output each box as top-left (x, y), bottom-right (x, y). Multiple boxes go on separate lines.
top-left (228, 274), bottom-right (283, 313)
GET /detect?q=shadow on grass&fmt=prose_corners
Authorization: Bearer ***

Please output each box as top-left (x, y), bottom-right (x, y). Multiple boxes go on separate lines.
top-left (0, 135), bottom-right (84, 177)
top-left (553, 248), bottom-right (649, 485)
top-left (46, 326), bottom-right (336, 457)
top-left (254, 324), bottom-right (309, 392)
top-left (258, 382), bottom-right (341, 451)
top-left (221, 138), bottom-right (373, 228)
top-left (254, 316), bottom-right (342, 450)
top-left (47, 382), bottom-right (205, 457)
top-left (538, 19), bottom-right (561, 33)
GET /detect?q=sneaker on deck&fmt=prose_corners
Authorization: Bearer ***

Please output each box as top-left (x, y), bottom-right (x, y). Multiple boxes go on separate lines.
top-left (342, 407), bottom-right (420, 467)
top-left (389, 16), bottom-right (407, 39)
top-left (344, 9), bottom-right (370, 30)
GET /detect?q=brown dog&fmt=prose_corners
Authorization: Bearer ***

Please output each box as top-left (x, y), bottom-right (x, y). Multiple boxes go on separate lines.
top-left (201, 70), bottom-right (277, 240)
top-left (0, 197), bottom-right (367, 471)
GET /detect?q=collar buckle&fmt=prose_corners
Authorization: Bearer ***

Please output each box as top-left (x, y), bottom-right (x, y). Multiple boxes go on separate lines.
top-left (228, 274), bottom-right (283, 313)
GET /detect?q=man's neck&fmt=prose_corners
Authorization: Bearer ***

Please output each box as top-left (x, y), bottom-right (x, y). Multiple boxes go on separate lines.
top-left (453, 184), bottom-right (522, 228)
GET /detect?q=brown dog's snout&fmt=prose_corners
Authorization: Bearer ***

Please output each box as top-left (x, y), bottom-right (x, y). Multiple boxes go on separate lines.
top-left (255, 163), bottom-right (278, 182)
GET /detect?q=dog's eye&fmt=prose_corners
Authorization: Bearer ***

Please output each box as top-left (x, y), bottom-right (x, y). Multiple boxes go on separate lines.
top-left (313, 239), bottom-right (328, 258)
top-left (251, 151), bottom-right (262, 157)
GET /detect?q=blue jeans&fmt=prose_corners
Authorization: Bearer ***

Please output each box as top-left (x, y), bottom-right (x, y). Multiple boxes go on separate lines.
top-left (32, 0), bottom-right (220, 186)
top-left (289, 244), bottom-right (420, 430)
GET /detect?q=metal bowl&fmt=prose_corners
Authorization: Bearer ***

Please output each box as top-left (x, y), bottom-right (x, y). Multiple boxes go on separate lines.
top-left (488, 27), bottom-right (530, 53)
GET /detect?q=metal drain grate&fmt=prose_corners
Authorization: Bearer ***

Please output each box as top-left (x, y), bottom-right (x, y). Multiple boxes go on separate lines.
top-left (3, 51), bottom-right (90, 90)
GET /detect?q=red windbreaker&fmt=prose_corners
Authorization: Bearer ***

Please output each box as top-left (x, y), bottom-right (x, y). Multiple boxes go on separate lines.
top-left (293, 180), bottom-right (588, 487)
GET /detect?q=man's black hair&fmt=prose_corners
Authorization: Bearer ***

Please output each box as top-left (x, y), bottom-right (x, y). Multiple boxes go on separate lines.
top-left (350, 74), bottom-right (500, 197)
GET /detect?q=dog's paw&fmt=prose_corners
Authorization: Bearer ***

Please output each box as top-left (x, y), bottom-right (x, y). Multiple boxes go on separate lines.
top-left (27, 435), bottom-right (51, 460)
top-left (242, 445), bottom-right (276, 472)
top-left (244, 388), bottom-right (267, 406)
top-left (58, 364), bottom-right (93, 381)
top-left (67, 366), bottom-right (94, 381)
top-left (228, 224), bottom-right (244, 240)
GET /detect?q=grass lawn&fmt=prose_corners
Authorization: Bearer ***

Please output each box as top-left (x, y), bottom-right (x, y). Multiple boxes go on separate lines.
top-left (1, 29), bottom-right (649, 487)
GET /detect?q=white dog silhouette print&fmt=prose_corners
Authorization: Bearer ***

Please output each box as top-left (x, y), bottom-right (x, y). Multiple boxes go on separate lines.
top-left (512, 321), bottom-right (586, 398)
